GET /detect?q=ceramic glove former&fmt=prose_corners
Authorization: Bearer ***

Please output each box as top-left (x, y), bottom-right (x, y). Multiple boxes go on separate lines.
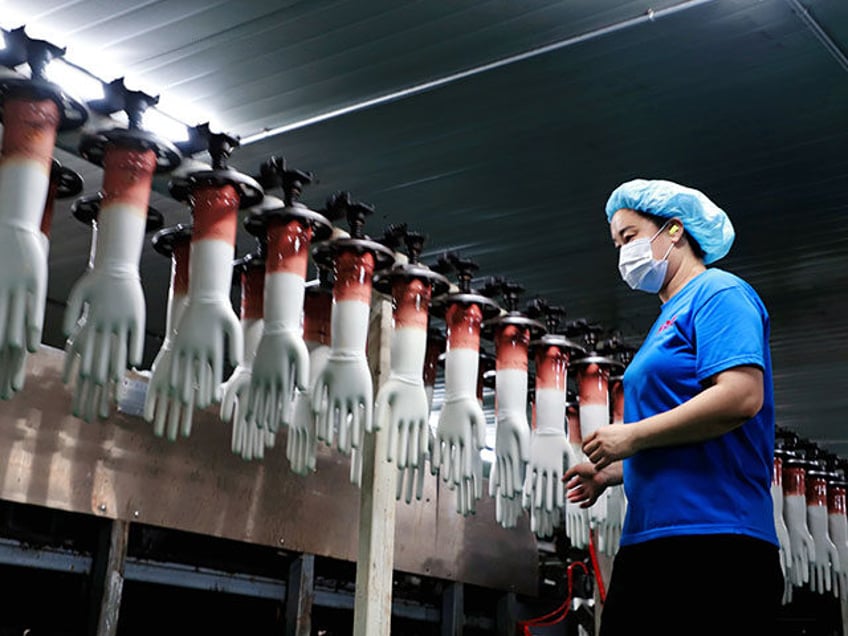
top-left (144, 225), bottom-right (193, 439)
top-left (0, 46), bottom-right (86, 397)
top-left (827, 476), bottom-right (848, 600)
top-left (312, 196), bottom-right (394, 476)
top-left (806, 468), bottom-right (840, 596)
top-left (783, 458), bottom-right (816, 587)
top-left (395, 325), bottom-right (445, 504)
top-left (246, 167), bottom-right (332, 433)
top-left (772, 450), bottom-right (794, 604)
top-left (65, 87), bottom-right (181, 422)
top-left (373, 231), bottom-right (449, 486)
top-left (166, 132), bottom-right (262, 419)
top-left (222, 253), bottom-right (273, 460)
top-left (1, 159), bottom-right (81, 398)
top-left (288, 278), bottom-right (333, 476)
top-left (523, 341), bottom-right (570, 536)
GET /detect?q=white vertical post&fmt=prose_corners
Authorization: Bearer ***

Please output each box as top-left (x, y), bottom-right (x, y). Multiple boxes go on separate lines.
top-left (353, 297), bottom-right (396, 636)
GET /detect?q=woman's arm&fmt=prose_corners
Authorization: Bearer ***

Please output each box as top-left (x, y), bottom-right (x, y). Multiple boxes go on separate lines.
top-left (582, 365), bottom-right (763, 470)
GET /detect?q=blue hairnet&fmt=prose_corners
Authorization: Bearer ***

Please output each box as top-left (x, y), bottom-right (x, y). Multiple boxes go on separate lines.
top-left (605, 179), bottom-right (735, 264)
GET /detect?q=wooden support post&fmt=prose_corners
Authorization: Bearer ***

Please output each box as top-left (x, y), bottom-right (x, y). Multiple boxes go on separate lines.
top-left (88, 518), bottom-right (129, 636)
top-left (286, 553), bottom-right (315, 636)
top-left (353, 297), bottom-right (396, 636)
top-left (496, 591), bottom-right (517, 636)
top-left (441, 582), bottom-right (464, 636)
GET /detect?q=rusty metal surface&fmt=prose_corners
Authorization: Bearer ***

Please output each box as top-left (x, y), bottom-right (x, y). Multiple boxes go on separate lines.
top-left (0, 345), bottom-right (538, 595)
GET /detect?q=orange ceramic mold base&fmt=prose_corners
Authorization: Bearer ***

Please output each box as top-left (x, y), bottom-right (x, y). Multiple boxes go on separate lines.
top-left (333, 250), bottom-right (376, 304)
top-left (303, 292), bottom-right (332, 346)
top-left (172, 240), bottom-right (191, 296)
top-left (0, 98), bottom-right (60, 171)
top-left (611, 378), bottom-right (624, 423)
top-left (783, 464), bottom-right (805, 497)
top-left (392, 278), bottom-right (431, 331)
top-left (828, 484), bottom-right (847, 516)
top-left (566, 402), bottom-right (581, 444)
top-left (535, 345), bottom-right (568, 392)
top-left (267, 218), bottom-right (313, 277)
top-left (495, 324), bottom-right (530, 372)
top-left (772, 456), bottom-right (783, 488)
top-left (101, 146), bottom-right (158, 216)
top-left (241, 267), bottom-right (265, 321)
top-left (191, 184), bottom-right (240, 245)
top-left (445, 302), bottom-right (483, 352)
top-left (39, 179), bottom-right (60, 237)
top-left (577, 363), bottom-right (609, 407)
top-left (806, 473), bottom-right (828, 508)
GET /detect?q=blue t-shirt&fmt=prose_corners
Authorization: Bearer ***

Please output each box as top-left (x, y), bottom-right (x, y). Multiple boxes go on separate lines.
top-left (620, 268), bottom-right (778, 547)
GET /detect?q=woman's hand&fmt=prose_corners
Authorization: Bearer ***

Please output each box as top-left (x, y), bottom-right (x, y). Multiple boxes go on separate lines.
top-left (582, 424), bottom-right (641, 470)
top-left (564, 461), bottom-right (623, 508)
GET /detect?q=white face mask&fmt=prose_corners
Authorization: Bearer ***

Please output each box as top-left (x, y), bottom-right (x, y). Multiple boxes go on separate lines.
top-left (618, 221), bottom-right (675, 293)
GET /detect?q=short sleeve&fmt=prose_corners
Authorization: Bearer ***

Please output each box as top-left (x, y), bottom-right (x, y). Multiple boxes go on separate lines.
top-left (693, 287), bottom-right (766, 383)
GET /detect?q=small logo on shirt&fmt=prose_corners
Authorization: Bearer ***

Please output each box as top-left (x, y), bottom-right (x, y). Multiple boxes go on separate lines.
top-left (658, 315), bottom-right (678, 334)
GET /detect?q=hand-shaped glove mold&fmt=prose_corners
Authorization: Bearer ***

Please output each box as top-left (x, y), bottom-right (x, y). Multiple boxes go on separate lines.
top-left (286, 285), bottom-right (332, 475)
top-left (221, 259), bottom-right (272, 459)
top-left (144, 226), bottom-right (193, 439)
top-left (434, 303), bottom-right (487, 490)
top-left (0, 95), bottom-right (60, 383)
top-left (827, 480), bottom-right (848, 600)
top-left (783, 461), bottom-right (816, 586)
top-left (313, 250), bottom-right (377, 455)
top-left (247, 217), bottom-right (315, 431)
top-left (376, 278), bottom-right (433, 470)
top-left (771, 456), bottom-right (794, 604)
top-left (806, 471), bottom-right (840, 596)
top-left (168, 185), bottom-right (244, 411)
top-left (63, 147), bottom-right (158, 420)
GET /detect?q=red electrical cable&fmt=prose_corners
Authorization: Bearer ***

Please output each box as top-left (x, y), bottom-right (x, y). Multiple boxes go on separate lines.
top-left (516, 560), bottom-right (589, 636)
top-left (588, 529), bottom-right (608, 604)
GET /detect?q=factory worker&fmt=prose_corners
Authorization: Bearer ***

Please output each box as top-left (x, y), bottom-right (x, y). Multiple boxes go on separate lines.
top-left (564, 179), bottom-right (783, 636)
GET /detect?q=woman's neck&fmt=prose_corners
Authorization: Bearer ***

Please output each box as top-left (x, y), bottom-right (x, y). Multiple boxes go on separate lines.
top-left (660, 255), bottom-right (706, 304)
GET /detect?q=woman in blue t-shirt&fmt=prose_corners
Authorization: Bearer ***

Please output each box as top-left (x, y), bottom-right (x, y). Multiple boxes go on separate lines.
top-left (564, 179), bottom-right (783, 636)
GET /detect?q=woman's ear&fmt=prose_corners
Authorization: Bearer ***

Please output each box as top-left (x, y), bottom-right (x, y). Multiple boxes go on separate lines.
top-left (668, 219), bottom-right (684, 243)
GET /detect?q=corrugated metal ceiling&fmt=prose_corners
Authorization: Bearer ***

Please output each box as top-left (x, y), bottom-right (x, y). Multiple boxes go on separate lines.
top-left (2, 0), bottom-right (847, 455)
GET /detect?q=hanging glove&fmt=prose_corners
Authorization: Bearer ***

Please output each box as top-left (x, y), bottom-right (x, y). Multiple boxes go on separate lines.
top-left (0, 96), bottom-right (60, 388)
top-left (287, 288), bottom-right (332, 475)
top-left (827, 481), bottom-right (848, 600)
top-left (144, 230), bottom-right (193, 439)
top-left (578, 363), bottom-right (612, 542)
top-left (221, 262), bottom-right (271, 459)
top-left (783, 462), bottom-right (816, 586)
top-left (396, 328), bottom-right (444, 502)
top-left (168, 185), bottom-right (243, 411)
top-left (434, 303), bottom-right (487, 503)
top-left (807, 472), bottom-right (840, 596)
top-left (247, 218), bottom-right (312, 431)
top-left (377, 278), bottom-right (432, 471)
top-left (288, 343), bottom-right (330, 475)
top-left (564, 401), bottom-right (591, 548)
top-left (523, 343), bottom-right (569, 538)
top-left (63, 147), bottom-right (158, 421)
top-left (771, 457), bottom-right (794, 604)
top-left (493, 461), bottom-right (525, 529)
top-left (313, 250), bottom-right (376, 456)
top-left (489, 324), bottom-right (531, 525)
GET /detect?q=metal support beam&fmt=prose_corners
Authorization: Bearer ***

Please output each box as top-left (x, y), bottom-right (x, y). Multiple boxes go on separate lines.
top-left (496, 592), bottom-right (517, 636)
top-left (353, 297), bottom-right (397, 636)
top-left (88, 518), bottom-right (129, 636)
top-left (441, 582), bottom-right (464, 636)
top-left (286, 554), bottom-right (315, 636)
